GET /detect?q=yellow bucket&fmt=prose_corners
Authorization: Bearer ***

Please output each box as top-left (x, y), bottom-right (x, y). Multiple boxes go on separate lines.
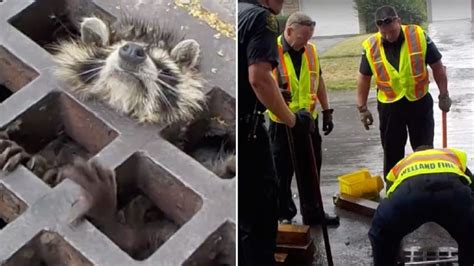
top-left (338, 168), bottom-right (384, 198)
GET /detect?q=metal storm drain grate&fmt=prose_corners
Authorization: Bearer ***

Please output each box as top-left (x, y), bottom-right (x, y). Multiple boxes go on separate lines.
top-left (0, 0), bottom-right (235, 264)
top-left (4, 231), bottom-right (94, 266)
top-left (0, 45), bottom-right (39, 103)
top-left (403, 246), bottom-right (458, 265)
top-left (0, 184), bottom-right (27, 230)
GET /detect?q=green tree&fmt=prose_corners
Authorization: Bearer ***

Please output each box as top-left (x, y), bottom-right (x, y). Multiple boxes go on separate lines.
top-left (354, 0), bottom-right (427, 33)
top-left (276, 15), bottom-right (289, 35)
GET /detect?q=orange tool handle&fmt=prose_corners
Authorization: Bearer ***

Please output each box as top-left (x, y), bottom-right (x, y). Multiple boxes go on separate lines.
top-left (442, 111), bottom-right (447, 148)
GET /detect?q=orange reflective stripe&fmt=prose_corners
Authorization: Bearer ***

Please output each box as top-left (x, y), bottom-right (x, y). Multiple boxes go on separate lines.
top-left (369, 37), bottom-right (390, 82)
top-left (377, 82), bottom-right (397, 101)
top-left (405, 26), bottom-right (428, 98)
top-left (305, 44), bottom-right (318, 113)
top-left (277, 44), bottom-right (291, 91)
top-left (304, 52), bottom-right (314, 93)
top-left (414, 74), bottom-right (429, 98)
top-left (305, 44), bottom-right (316, 94)
top-left (413, 28), bottom-right (426, 98)
top-left (391, 149), bottom-right (463, 177)
top-left (368, 36), bottom-right (397, 101)
top-left (413, 29), bottom-right (423, 70)
top-left (405, 26), bottom-right (423, 75)
top-left (309, 94), bottom-right (317, 112)
top-left (405, 26), bottom-right (415, 54)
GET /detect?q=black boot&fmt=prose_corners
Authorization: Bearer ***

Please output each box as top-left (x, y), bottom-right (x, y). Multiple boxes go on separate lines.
top-left (304, 212), bottom-right (340, 227)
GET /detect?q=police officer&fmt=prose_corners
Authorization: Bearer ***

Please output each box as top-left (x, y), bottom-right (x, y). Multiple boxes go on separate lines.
top-left (238, 0), bottom-right (314, 264)
top-left (356, 5), bottom-right (452, 186)
top-left (267, 12), bottom-right (339, 226)
top-left (369, 146), bottom-right (474, 265)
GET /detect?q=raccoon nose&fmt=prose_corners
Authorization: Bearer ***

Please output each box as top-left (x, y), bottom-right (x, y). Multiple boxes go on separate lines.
top-left (119, 43), bottom-right (146, 64)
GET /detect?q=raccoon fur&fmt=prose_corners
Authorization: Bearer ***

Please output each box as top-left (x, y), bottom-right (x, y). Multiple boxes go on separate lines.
top-left (53, 14), bottom-right (235, 179)
top-left (53, 15), bottom-right (206, 124)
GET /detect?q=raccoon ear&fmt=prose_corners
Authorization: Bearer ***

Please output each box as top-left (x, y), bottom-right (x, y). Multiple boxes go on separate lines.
top-left (80, 17), bottom-right (109, 46)
top-left (171, 39), bottom-right (200, 68)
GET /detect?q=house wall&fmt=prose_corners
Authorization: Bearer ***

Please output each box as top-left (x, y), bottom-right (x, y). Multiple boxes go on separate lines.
top-left (298, 0), bottom-right (360, 37)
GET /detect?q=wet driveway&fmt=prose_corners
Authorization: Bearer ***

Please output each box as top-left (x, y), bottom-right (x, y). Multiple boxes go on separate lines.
top-left (289, 19), bottom-right (474, 265)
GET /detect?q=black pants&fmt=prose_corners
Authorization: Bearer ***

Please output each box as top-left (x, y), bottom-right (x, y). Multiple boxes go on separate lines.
top-left (369, 174), bottom-right (474, 266)
top-left (268, 118), bottom-right (322, 223)
top-left (378, 93), bottom-right (434, 181)
top-left (239, 118), bottom-right (279, 266)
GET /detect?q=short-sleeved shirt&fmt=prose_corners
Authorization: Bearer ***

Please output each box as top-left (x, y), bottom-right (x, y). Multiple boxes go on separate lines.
top-left (359, 29), bottom-right (442, 76)
top-left (238, 3), bottom-right (279, 114)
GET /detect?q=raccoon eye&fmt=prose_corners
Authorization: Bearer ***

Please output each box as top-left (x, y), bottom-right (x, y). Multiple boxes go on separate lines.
top-left (157, 67), bottom-right (180, 87)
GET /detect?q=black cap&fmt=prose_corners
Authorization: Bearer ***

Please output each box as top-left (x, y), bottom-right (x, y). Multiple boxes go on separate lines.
top-left (375, 5), bottom-right (398, 21)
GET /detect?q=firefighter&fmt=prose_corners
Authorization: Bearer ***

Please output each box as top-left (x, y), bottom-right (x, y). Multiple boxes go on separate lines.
top-left (238, 0), bottom-right (314, 264)
top-left (369, 146), bottom-right (474, 265)
top-left (356, 5), bottom-right (452, 186)
top-left (267, 12), bottom-right (339, 226)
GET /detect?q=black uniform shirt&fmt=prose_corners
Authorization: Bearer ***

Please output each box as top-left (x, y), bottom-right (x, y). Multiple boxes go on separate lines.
top-left (359, 28), bottom-right (442, 76)
top-left (281, 36), bottom-right (322, 79)
top-left (238, 2), bottom-right (279, 114)
top-left (282, 36), bottom-right (304, 78)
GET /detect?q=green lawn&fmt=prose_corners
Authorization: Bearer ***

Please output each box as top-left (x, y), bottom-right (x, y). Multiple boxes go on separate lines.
top-left (319, 34), bottom-right (373, 90)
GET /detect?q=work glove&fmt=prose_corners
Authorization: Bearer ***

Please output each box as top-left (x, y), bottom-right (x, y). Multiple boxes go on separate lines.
top-left (280, 89), bottom-right (292, 102)
top-left (438, 93), bottom-right (451, 112)
top-left (358, 105), bottom-right (373, 130)
top-left (322, 109), bottom-right (334, 136)
top-left (293, 109), bottom-right (315, 135)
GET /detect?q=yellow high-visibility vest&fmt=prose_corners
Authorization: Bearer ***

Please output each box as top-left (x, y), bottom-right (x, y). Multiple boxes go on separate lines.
top-left (362, 25), bottom-right (429, 103)
top-left (268, 35), bottom-right (320, 123)
top-left (386, 148), bottom-right (471, 197)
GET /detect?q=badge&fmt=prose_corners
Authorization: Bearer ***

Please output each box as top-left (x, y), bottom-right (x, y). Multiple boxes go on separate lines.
top-left (265, 14), bottom-right (278, 33)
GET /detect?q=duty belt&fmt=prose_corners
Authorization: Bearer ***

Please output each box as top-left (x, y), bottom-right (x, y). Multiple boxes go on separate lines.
top-left (239, 111), bottom-right (264, 141)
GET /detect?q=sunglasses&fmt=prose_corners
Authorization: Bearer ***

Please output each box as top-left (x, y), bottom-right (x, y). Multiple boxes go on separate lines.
top-left (375, 16), bottom-right (398, 26)
top-left (291, 20), bottom-right (316, 27)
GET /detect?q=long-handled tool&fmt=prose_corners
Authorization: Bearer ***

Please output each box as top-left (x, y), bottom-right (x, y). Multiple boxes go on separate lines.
top-left (442, 111), bottom-right (447, 148)
top-left (285, 127), bottom-right (334, 266)
top-left (442, 66), bottom-right (448, 149)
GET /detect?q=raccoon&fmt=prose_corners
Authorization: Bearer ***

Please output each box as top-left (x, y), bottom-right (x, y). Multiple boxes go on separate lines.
top-left (53, 14), bottom-right (235, 179)
top-left (53, 15), bottom-right (206, 124)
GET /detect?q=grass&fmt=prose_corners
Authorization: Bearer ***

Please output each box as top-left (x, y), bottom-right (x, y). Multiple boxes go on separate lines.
top-left (319, 34), bottom-right (373, 90)
top-left (320, 56), bottom-right (361, 90)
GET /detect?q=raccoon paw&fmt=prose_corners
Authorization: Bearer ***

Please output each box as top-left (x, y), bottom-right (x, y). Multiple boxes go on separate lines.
top-left (25, 154), bottom-right (50, 177)
top-left (0, 131), bottom-right (9, 140)
top-left (120, 195), bottom-right (154, 227)
top-left (41, 168), bottom-right (62, 187)
top-left (60, 159), bottom-right (117, 222)
top-left (224, 154), bottom-right (236, 178)
top-left (0, 138), bottom-right (31, 172)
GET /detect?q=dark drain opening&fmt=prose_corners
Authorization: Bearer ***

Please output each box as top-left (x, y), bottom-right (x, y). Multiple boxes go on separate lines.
top-left (0, 84), bottom-right (13, 103)
top-left (9, 0), bottom-right (114, 52)
top-left (4, 230), bottom-right (93, 266)
top-left (88, 152), bottom-right (203, 260)
top-left (0, 218), bottom-right (7, 229)
top-left (3, 92), bottom-right (118, 187)
top-left (0, 184), bottom-right (27, 230)
top-left (183, 221), bottom-right (236, 266)
top-left (162, 87), bottom-right (235, 179)
top-left (0, 46), bottom-right (39, 103)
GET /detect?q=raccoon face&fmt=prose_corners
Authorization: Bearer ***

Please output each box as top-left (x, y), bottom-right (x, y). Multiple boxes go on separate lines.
top-left (54, 17), bottom-right (206, 124)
